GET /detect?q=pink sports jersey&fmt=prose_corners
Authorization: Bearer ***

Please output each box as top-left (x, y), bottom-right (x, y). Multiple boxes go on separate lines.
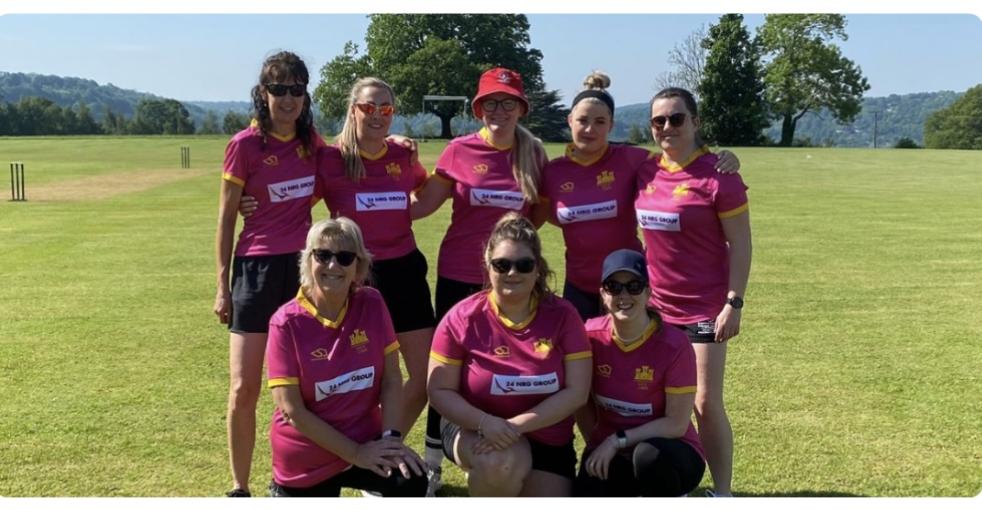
top-left (265, 286), bottom-right (399, 488)
top-left (434, 128), bottom-right (541, 284)
top-left (583, 314), bottom-right (704, 459)
top-left (430, 291), bottom-right (592, 445)
top-left (222, 124), bottom-right (317, 257)
top-left (316, 141), bottom-right (428, 260)
top-left (540, 144), bottom-right (650, 291)
top-left (634, 149), bottom-right (749, 323)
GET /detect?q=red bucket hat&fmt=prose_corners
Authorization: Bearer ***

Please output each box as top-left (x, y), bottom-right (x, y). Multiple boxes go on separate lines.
top-left (472, 67), bottom-right (529, 117)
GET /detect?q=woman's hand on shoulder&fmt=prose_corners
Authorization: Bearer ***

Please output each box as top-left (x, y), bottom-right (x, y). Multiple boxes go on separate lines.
top-left (714, 149), bottom-right (741, 174)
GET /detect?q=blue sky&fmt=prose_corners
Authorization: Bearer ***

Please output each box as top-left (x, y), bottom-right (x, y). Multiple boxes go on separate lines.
top-left (0, 13), bottom-right (980, 107)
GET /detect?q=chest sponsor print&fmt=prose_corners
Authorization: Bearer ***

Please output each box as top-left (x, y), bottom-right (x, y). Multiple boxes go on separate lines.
top-left (470, 188), bottom-right (524, 210)
top-left (355, 192), bottom-right (409, 212)
top-left (490, 372), bottom-right (560, 396)
top-left (595, 394), bottom-right (653, 417)
top-left (556, 200), bottom-right (618, 225)
top-left (636, 208), bottom-right (681, 232)
top-left (314, 366), bottom-right (375, 401)
top-left (267, 176), bottom-right (315, 203)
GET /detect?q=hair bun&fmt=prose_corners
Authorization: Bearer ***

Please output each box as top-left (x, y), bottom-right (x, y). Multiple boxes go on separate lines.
top-left (583, 71), bottom-right (611, 91)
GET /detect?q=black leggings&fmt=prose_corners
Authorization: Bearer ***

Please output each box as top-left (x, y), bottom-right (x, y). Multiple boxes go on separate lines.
top-left (573, 437), bottom-right (705, 497)
top-left (268, 466), bottom-right (427, 497)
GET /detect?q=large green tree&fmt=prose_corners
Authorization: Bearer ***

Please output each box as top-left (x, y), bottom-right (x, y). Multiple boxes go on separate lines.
top-left (698, 14), bottom-right (768, 146)
top-left (758, 14), bottom-right (870, 146)
top-left (314, 14), bottom-right (567, 139)
top-left (923, 84), bottom-right (982, 149)
top-left (130, 98), bottom-right (195, 135)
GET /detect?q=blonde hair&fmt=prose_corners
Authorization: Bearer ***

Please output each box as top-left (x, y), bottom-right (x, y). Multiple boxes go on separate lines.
top-left (512, 124), bottom-right (545, 204)
top-left (299, 217), bottom-right (373, 293)
top-left (483, 212), bottom-right (554, 300)
top-left (583, 70), bottom-right (611, 91)
top-left (336, 77), bottom-right (396, 181)
top-left (573, 70), bottom-right (614, 118)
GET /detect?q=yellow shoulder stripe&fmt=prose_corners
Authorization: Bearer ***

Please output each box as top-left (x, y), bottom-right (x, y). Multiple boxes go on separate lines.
top-left (564, 351), bottom-right (593, 361)
top-left (429, 351), bottom-right (463, 366)
top-left (718, 202), bottom-right (749, 219)
top-left (223, 173), bottom-right (245, 187)
top-left (268, 377), bottom-right (299, 388)
top-left (665, 385), bottom-right (697, 395)
top-left (384, 342), bottom-right (400, 355)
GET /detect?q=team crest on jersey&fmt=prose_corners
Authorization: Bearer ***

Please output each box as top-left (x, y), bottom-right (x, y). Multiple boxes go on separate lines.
top-left (596, 364), bottom-right (612, 378)
top-left (560, 181), bottom-right (575, 193)
top-left (350, 329), bottom-right (369, 351)
top-left (385, 163), bottom-right (402, 179)
top-left (473, 163), bottom-right (489, 175)
top-left (533, 338), bottom-right (553, 356)
top-left (596, 170), bottom-right (615, 190)
top-left (672, 183), bottom-right (691, 200)
top-left (634, 365), bottom-right (654, 389)
top-left (296, 146), bottom-right (311, 160)
top-left (494, 346), bottom-right (511, 358)
top-left (263, 155), bottom-right (279, 166)
top-left (310, 348), bottom-right (330, 361)
top-left (645, 183), bottom-right (657, 194)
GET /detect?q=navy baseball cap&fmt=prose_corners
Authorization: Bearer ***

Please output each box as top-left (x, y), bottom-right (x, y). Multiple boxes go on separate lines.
top-left (601, 249), bottom-right (649, 283)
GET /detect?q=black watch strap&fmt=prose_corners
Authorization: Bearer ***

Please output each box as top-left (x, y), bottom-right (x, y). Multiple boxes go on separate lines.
top-left (727, 296), bottom-right (744, 309)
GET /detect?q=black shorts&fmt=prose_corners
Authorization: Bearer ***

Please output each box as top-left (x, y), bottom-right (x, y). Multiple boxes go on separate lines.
top-left (370, 248), bottom-right (436, 333)
top-left (562, 279), bottom-right (602, 321)
top-left (229, 252), bottom-right (301, 334)
top-left (439, 418), bottom-right (577, 480)
top-left (671, 320), bottom-right (717, 344)
top-left (435, 276), bottom-right (484, 323)
top-left (269, 464), bottom-right (427, 497)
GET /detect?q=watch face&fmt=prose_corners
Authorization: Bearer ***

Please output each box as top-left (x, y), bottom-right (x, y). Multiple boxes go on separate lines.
top-left (729, 297), bottom-right (744, 309)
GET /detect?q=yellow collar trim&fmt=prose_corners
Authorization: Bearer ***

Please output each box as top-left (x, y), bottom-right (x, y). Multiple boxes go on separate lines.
top-left (296, 289), bottom-right (348, 329)
top-left (479, 127), bottom-right (512, 151)
top-left (565, 143), bottom-right (609, 167)
top-left (359, 143), bottom-right (389, 161)
top-left (488, 292), bottom-right (539, 330)
top-left (251, 118), bottom-right (297, 142)
top-left (612, 318), bottom-right (659, 353)
top-left (659, 145), bottom-right (709, 173)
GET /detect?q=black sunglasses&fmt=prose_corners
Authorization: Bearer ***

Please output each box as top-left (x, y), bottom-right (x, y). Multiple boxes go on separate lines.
top-left (490, 257), bottom-right (536, 274)
top-left (481, 98), bottom-right (519, 112)
top-left (266, 83), bottom-right (307, 97)
top-left (650, 113), bottom-right (687, 129)
top-left (312, 249), bottom-right (357, 267)
top-left (602, 279), bottom-right (647, 296)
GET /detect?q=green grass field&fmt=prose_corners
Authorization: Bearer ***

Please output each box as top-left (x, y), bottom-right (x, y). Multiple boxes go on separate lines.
top-left (0, 136), bottom-right (980, 497)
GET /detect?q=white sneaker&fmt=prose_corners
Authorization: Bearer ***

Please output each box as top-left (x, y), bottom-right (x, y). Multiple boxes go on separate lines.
top-left (425, 466), bottom-right (443, 497)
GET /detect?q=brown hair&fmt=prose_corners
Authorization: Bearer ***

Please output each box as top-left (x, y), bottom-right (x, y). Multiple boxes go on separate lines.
top-left (483, 212), bottom-right (554, 300)
top-left (250, 51), bottom-right (316, 155)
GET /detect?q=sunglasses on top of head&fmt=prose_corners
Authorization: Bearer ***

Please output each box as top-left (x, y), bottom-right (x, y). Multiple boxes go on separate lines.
top-left (312, 249), bottom-right (358, 267)
top-left (602, 279), bottom-right (647, 296)
top-left (355, 103), bottom-right (395, 117)
top-left (266, 83), bottom-right (307, 97)
top-left (650, 113), bottom-right (687, 129)
top-left (490, 257), bottom-right (536, 274)
top-left (480, 98), bottom-right (519, 113)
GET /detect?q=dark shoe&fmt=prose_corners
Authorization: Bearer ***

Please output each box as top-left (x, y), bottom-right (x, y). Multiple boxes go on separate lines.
top-left (226, 488), bottom-right (251, 497)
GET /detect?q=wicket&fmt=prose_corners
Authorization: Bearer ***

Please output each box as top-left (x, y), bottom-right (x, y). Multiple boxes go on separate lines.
top-left (181, 146), bottom-right (190, 169)
top-left (9, 162), bottom-right (25, 201)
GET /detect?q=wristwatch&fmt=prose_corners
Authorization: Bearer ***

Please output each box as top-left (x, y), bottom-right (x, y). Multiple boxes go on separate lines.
top-left (382, 429), bottom-right (402, 439)
top-left (727, 296), bottom-right (744, 309)
top-left (615, 430), bottom-right (628, 450)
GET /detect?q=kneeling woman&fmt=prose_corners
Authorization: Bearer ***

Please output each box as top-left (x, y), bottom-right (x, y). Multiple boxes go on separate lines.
top-left (265, 217), bottom-right (427, 497)
top-left (427, 213), bottom-right (592, 496)
top-left (574, 249), bottom-right (705, 497)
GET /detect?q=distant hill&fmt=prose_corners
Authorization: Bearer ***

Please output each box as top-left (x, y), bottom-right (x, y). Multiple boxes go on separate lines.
top-left (611, 91), bottom-right (963, 147)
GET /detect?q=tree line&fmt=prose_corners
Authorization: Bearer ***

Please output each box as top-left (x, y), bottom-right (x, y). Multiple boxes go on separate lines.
top-left (0, 96), bottom-right (251, 136)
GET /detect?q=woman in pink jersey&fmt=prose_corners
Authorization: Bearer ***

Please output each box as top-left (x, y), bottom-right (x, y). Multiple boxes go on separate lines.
top-left (635, 87), bottom-right (752, 497)
top-left (214, 51), bottom-right (321, 497)
top-left (411, 67), bottom-right (548, 488)
top-left (428, 213), bottom-right (592, 496)
top-left (535, 71), bottom-right (741, 321)
top-left (315, 78), bottom-right (436, 442)
top-left (574, 249), bottom-right (705, 496)
top-left (265, 217), bottom-right (426, 497)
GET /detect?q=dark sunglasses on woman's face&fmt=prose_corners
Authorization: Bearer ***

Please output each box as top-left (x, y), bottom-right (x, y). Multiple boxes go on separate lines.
top-left (312, 249), bottom-right (357, 266)
top-left (481, 98), bottom-right (519, 113)
top-left (490, 257), bottom-right (536, 274)
top-left (602, 279), bottom-right (647, 295)
top-left (650, 113), bottom-right (687, 129)
top-left (266, 83), bottom-right (307, 97)
top-left (355, 103), bottom-right (395, 117)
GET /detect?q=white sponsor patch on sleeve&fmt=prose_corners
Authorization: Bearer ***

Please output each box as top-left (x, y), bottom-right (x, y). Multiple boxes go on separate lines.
top-left (268, 176), bottom-right (316, 203)
top-left (490, 372), bottom-right (560, 395)
top-left (636, 208), bottom-right (681, 232)
top-left (355, 192), bottom-right (409, 211)
top-left (556, 200), bottom-right (618, 224)
top-left (470, 188), bottom-right (525, 210)
top-left (594, 394), bottom-right (653, 417)
top-left (314, 366), bottom-right (375, 401)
